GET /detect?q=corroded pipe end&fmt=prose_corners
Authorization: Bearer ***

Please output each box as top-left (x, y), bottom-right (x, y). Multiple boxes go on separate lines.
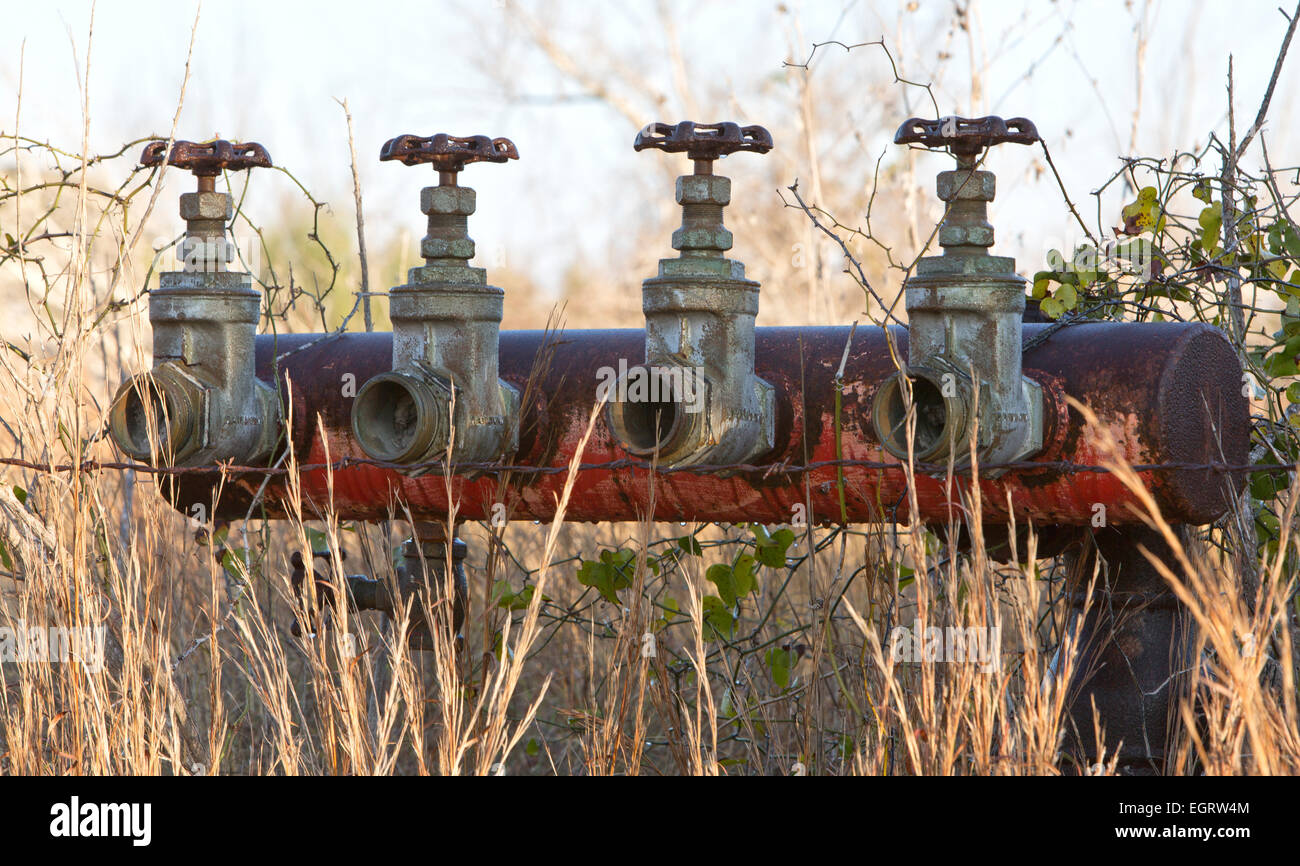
top-left (109, 366), bottom-right (203, 463)
top-left (872, 368), bottom-right (971, 463)
top-left (605, 364), bottom-right (707, 461)
top-left (351, 370), bottom-right (451, 465)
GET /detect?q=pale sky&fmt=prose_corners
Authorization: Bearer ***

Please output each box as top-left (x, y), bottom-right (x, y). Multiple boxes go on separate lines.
top-left (4, 0), bottom-right (1296, 297)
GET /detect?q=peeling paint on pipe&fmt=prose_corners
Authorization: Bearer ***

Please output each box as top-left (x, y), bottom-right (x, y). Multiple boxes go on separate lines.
top-left (165, 322), bottom-right (1248, 526)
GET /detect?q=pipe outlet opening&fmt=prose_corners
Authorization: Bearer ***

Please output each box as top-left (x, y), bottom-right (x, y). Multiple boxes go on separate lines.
top-left (872, 369), bottom-right (969, 462)
top-left (606, 365), bottom-right (704, 459)
top-left (109, 374), bottom-right (196, 461)
top-left (352, 372), bottom-right (450, 464)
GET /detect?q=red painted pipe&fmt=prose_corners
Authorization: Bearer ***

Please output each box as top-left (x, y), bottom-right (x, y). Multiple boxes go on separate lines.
top-left (165, 322), bottom-right (1247, 526)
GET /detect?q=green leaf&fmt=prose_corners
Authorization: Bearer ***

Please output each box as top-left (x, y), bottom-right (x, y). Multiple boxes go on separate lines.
top-left (574, 548), bottom-right (638, 604)
top-left (1040, 297), bottom-right (1065, 319)
top-left (493, 580), bottom-right (539, 611)
top-left (199, 523), bottom-right (230, 548)
top-left (677, 535), bottom-right (703, 557)
top-left (1198, 202), bottom-right (1223, 253)
top-left (1055, 283), bottom-right (1078, 311)
top-left (755, 527), bottom-right (795, 567)
top-left (764, 645), bottom-right (798, 689)
top-left (220, 547), bottom-right (251, 580)
top-left (652, 596), bottom-right (682, 633)
top-left (1250, 470), bottom-right (1289, 501)
top-left (305, 527), bottom-right (331, 556)
top-left (1121, 186), bottom-right (1163, 235)
top-left (12, 486), bottom-right (26, 505)
top-left (732, 553), bottom-right (757, 597)
top-left (701, 595), bottom-right (735, 642)
top-left (894, 563), bottom-right (916, 590)
top-left (1264, 352), bottom-right (1300, 378)
top-left (706, 562), bottom-right (739, 607)
top-left (1283, 222), bottom-right (1300, 259)
top-left (0, 538), bottom-right (11, 572)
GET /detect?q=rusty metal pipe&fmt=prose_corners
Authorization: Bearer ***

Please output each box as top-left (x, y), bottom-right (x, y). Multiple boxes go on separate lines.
top-left (163, 322), bottom-right (1247, 527)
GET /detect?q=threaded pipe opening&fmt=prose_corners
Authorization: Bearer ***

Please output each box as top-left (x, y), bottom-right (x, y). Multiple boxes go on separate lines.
top-left (109, 374), bottom-right (195, 461)
top-left (872, 370), bottom-right (967, 462)
top-left (352, 373), bottom-right (448, 464)
top-left (606, 365), bottom-right (701, 459)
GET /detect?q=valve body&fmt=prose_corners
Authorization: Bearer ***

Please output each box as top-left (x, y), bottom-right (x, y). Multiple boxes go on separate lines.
top-left (608, 122), bottom-right (775, 467)
top-left (874, 118), bottom-right (1045, 472)
top-left (351, 141), bottom-right (519, 470)
top-left (109, 141), bottom-right (279, 465)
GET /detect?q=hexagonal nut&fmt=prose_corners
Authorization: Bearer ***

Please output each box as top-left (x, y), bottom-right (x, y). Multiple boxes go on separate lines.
top-left (179, 237), bottom-right (236, 272)
top-left (673, 226), bottom-right (733, 251)
top-left (421, 185), bottom-right (476, 215)
top-left (939, 223), bottom-right (994, 247)
top-left (420, 236), bottom-right (476, 260)
top-left (936, 170), bottom-right (995, 202)
top-left (179, 191), bottom-right (234, 221)
top-left (676, 174), bottom-right (731, 206)
top-left (407, 263), bottom-right (487, 285)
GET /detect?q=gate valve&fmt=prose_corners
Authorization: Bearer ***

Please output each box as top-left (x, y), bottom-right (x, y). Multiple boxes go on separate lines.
top-left (606, 121), bottom-right (776, 469)
top-left (893, 115), bottom-right (1038, 256)
top-left (140, 138), bottom-right (272, 271)
top-left (287, 530), bottom-right (468, 650)
top-left (379, 133), bottom-right (517, 279)
top-left (287, 549), bottom-right (413, 641)
top-left (635, 121), bottom-right (773, 170)
top-left (109, 138), bottom-right (279, 468)
top-left (380, 133), bottom-right (518, 183)
top-left (350, 132), bottom-right (521, 471)
top-left (871, 115), bottom-right (1046, 473)
top-left (895, 115), bottom-right (1039, 160)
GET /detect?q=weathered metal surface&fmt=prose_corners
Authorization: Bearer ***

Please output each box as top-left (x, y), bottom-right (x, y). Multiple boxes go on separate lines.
top-left (633, 121), bottom-right (773, 168)
top-left (1061, 527), bottom-right (1192, 775)
top-left (606, 121), bottom-right (775, 468)
top-left (140, 138), bottom-right (272, 176)
top-left (350, 134), bottom-right (520, 470)
top-left (109, 142), bottom-right (278, 466)
top-left (379, 133), bottom-right (518, 183)
top-left (162, 321), bottom-right (1247, 526)
top-left (894, 116), bottom-right (1039, 156)
top-left (874, 115), bottom-right (1044, 472)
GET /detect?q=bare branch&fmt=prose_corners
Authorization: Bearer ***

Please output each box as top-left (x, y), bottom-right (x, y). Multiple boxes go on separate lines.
top-left (1235, 1), bottom-right (1300, 159)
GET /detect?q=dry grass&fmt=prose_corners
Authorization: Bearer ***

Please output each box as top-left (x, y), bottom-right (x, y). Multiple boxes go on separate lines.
top-left (2, 334), bottom-right (1297, 774)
